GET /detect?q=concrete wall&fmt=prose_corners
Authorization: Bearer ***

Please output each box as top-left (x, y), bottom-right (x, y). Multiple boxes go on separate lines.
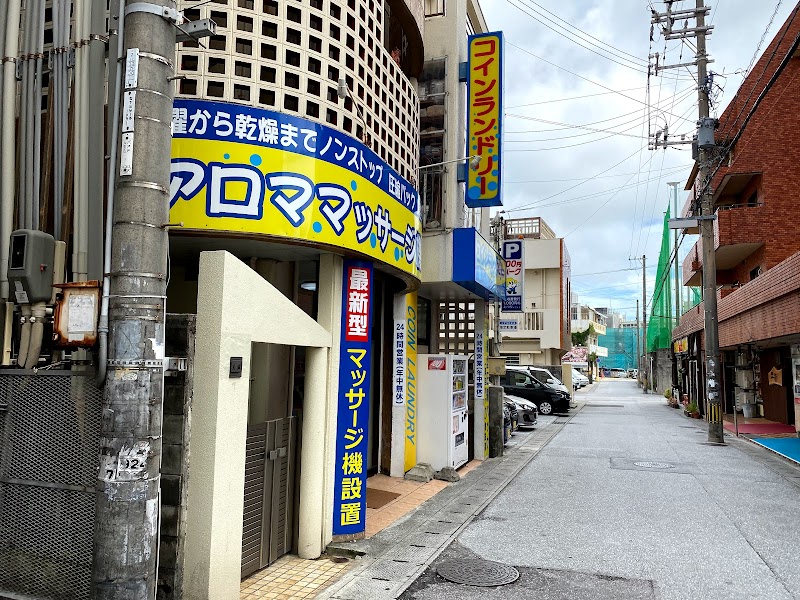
top-left (183, 251), bottom-right (332, 600)
top-left (525, 238), bottom-right (561, 270)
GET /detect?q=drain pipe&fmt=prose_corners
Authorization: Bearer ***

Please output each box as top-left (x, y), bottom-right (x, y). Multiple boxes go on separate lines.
top-left (16, 305), bottom-right (32, 367)
top-left (32, 0), bottom-right (44, 230)
top-left (1, 0), bottom-right (22, 301)
top-left (95, 0), bottom-right (126, 385)
top-left (24, 302), bottom-right (46, 369)
top-left (72, 0), bottom-right (85, 281)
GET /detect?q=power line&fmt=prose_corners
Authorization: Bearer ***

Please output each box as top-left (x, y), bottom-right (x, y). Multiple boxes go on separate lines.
top-left (504, 0), bottom-right (694, 81)
top-left (506, 41), bottom-right (697, 125)
top-left (505, 164), bottom-right (692, 184)
top-left (506, 86), bottom-right (648, 109)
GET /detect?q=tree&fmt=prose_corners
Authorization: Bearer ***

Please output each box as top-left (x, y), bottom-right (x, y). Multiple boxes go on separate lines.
top-left (588, 352), bottom-right (598, 383)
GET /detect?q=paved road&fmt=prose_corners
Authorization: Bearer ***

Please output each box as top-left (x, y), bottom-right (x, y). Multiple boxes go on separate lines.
top-left (401, 379), bottom-right (800, 600)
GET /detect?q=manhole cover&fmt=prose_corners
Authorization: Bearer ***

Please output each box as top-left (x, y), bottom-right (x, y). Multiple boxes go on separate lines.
top-left (633, 461), bottom-right (676, 469)
top-left (437, 559), bottom-right (519, 587)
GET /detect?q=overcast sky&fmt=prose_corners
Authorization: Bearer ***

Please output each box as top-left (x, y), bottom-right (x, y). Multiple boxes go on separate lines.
top-left (480, 0), bottom-right (794, 322)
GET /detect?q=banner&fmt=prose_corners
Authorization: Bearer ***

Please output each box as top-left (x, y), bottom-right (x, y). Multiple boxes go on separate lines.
top-left (170, 99), bottom-right (421, 279)
top-left (404, 292), bottom-right (418, 472)
top-left (502, 239), bottom-right (524, 312)
top-left (466, 32), bottom-right (504, 208)
top-left (333, 261), bottom-right (373, 536)
top-left (393, 319), bottom-right (406, 406)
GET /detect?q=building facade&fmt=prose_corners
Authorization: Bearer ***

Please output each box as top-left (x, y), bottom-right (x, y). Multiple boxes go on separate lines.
top-left (498, 217), bottom-right (571, 367)
top-left (672, 9), bottom-right (800, 427)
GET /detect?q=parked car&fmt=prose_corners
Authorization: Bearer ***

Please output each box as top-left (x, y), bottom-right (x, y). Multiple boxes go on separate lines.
top-left (520, 366), bottom-right (571, 399)
top-left (504, 397), bottom-right (519, 432)
top-left (610, 368), bottom-right (627, 378)
top-left (627, 368), bottom-right (638, 378)
top-left (500, 367), bottom-right (571, 415)
top-left (572, 370), bottom-right (590, 389)
top-left (506, 393), bottom-right (538, 428)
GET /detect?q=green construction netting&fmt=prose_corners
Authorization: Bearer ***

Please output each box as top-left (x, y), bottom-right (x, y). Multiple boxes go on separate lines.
top-left (597, 327), bottom-right (640, 370)
top-left (647, 205), bottom-right (675, 352)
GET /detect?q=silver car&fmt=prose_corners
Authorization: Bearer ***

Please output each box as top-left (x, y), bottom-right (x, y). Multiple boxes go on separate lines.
top-left (506, 393), bottom-right (538, 428)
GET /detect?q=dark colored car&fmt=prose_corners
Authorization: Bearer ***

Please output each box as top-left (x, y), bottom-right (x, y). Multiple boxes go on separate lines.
top-left (500, 368), bottom-right (571, 415)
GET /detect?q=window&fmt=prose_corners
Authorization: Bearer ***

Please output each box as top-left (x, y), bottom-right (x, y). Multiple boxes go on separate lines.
top-left (750, 266), bottom-right (761, 281)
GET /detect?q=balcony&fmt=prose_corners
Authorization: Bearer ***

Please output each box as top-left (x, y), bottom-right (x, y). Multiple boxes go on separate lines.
top-left (682, 204), bottom-right (765, 286)
top-left (572, 318), bottom-right (606, 337)
top-left (589, 344), bottom-right (609, 358)
top-left (504, 217), bottom-right (556, 240)
top-left (497, 309), bottom-right (562, 351)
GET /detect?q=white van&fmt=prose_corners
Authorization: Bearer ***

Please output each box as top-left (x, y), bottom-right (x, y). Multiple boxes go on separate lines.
top-left (523, 366), bottom-right (571, 398)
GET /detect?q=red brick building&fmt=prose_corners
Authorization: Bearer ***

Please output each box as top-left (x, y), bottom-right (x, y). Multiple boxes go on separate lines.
top-left (672, 7), bottom-right (800, 426)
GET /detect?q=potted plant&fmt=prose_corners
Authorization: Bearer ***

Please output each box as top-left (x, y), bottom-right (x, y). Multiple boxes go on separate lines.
top-left (685, 401), bottom-right (700, 418)
top-left (664, 388), bottom-right (677, 407)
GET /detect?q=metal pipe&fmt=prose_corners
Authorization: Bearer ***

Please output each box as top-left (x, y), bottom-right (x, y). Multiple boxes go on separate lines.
top-left (16, 305), bottom-right (32, 367)
top-left (96, 0), bottom-right (126, 385)
top-left (24, 301), bottom-right (46, 369)
top-left (78, 0), bottom-right (91, 280)
top-left (24, 0), bottom-right (36, 228)
top-left (18, 0), bottom-right (30, 227)
top-left (1, 0), bottom-right (23, 301)
top-left (72, 0), bottom-right (84, 280)
top-left (87, 0), bottom-right (106, 280)
top-left (53, 0), bottom-right (62, 237)
top-left (33, 0), bottom-right (44, 230)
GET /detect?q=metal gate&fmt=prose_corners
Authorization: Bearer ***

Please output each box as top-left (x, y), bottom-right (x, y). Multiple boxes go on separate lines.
top-left (0, 370), bottom-right (102, 600)
top-left (241, 417), bottom-right (297, 578)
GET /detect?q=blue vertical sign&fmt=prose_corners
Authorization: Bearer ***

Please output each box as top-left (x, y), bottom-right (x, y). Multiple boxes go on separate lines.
top-left (333, 260), bottom-right (374, 536)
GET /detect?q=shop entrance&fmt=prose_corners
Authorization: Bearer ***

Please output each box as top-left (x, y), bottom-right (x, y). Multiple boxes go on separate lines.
top-left (760, 348), bottom-right (793, 424)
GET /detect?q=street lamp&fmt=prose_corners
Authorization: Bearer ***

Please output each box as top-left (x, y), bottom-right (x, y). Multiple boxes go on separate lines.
top-left (418, 155), bottom-right (481, 228)
top-left (337, 78), bottom-right (370, 147)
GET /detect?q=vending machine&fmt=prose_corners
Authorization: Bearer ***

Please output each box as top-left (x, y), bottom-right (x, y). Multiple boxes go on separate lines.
top-left (417, 354), bottom-right (469, 471)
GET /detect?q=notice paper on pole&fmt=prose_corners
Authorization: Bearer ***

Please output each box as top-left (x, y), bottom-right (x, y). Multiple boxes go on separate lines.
top-left (502, 239), bottom-right (523, 312)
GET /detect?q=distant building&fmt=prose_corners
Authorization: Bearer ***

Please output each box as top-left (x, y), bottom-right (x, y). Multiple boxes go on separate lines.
top-left (498, 217), bottom-right (571, 366)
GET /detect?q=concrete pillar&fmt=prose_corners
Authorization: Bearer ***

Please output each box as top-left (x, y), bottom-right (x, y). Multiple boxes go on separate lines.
top-left (488, 385), bottom-right (504, 458)
top-left (390, 293), bottom-right (407, 477)
top-left (315, 253), bottom-right (342, 549)
top-left (298, 346), bottom-right (329, 558)
top-left (473, 299), bottom-right (487, 461)
top-left (183, 279), bottom-right (251, 600)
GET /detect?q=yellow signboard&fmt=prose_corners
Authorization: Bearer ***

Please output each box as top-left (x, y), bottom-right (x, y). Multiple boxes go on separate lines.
top-left (170, 99), bottom-right (421, 279)
top-left (674, 337), bottom-right (689, 353)
top-left (466, 32), bottom-right (504, 208)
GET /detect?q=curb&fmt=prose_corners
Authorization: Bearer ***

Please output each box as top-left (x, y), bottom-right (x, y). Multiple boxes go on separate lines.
top-left (318, 408), bottom-right (582, 599)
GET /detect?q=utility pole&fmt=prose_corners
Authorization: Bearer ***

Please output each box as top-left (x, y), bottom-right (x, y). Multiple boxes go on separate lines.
top-left (651, 1), bottom-right (722, 443)
top-left (93, 0), bottom-right (176, 597)
top-left (636, 299), bottom-right (640, 375)
top-left (641, 254), bottom-right (647, 392)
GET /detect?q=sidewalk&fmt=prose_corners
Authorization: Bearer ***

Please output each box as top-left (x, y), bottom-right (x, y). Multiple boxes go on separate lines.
top-left (317, 411), bottom-right (581, 600)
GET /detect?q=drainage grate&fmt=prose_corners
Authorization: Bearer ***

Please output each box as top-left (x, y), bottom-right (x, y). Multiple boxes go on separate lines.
top-left (437, 559), bottom-right (520, 587)
top-left (633, 461), bottom-right (675, 469)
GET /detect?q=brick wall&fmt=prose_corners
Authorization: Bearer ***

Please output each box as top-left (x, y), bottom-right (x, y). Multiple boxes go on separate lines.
top-left (158, 314), bottom-right (196, 600)
top-left (674, 251), bottom-right (800, 348)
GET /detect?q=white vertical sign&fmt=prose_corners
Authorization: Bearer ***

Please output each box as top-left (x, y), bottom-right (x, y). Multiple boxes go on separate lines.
top-left (120, 133), bottom-right (134, 176)
top-left (475, 331), bottom-right (485, 400)
top-left (393, 319), bottom-right (406, 405)
top-left (124, 48), bottom-right (140, 89)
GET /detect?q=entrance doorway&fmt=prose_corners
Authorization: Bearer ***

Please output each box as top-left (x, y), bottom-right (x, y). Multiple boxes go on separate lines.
top-left (241, 342), bottom-right (300, 578)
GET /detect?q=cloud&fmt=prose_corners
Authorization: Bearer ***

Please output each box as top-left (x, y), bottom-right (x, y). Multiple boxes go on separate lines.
top-left (481, 0), bottom-right (795, 320)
